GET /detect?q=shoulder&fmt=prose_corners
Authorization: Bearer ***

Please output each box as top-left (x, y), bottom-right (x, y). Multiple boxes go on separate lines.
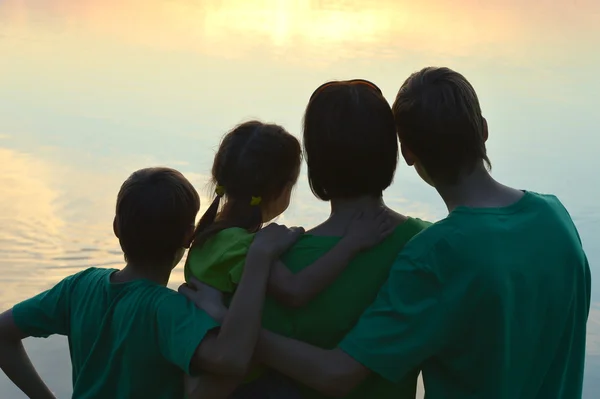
top-left (526, 191), bottom-right (572, 217)
top-left (526, 190), bottom-right (560, 203)
top-left (385, 217), bottom-right (467, 282)
top-left (64, 267), bottom-right (117, 294)
top-left (150, 286), bottom-right (194, 319)
top-left (153, 287), bottom-right (217, 327)
top-left (190, 228), bottom-right (254, 257)
top-left (49, 267), bottom-right (114, 290)
top-left (400, 218), bottom-right (458, 255)
top-left (155, 287), bottom-right (188, 308)
top-left (76, 267), bottom-right (116, 280)
top-left (215, 227), bottom-right (255, 243)
top-left (395, 217), bottom-right (434, 239)
top-left (520, 191), bottom-right (579, 235)
top-left (287, 233), bottom-right (337, 251)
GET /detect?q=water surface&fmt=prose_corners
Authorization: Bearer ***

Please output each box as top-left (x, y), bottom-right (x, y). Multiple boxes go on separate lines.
top-left (0, 0), bottom-right (598, 397)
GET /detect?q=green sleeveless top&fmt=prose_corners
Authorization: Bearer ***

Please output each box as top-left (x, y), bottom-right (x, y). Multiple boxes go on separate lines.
top-left (185, 217), bottom-right (431, 398)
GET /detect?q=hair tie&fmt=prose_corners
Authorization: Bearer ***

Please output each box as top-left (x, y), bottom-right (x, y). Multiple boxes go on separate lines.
top-left (215, 185), bottom-right (225, 197)
top-left (250, 196), bottom-right (262, 206)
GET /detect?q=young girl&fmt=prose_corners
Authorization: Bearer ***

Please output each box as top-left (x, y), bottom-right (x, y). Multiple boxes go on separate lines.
top-left (184, 120), bottom-right (393, 397)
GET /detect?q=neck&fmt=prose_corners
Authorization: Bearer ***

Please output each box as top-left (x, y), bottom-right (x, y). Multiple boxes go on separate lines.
top-left (330, 195), bottom-right (385, 216)
top-left (435, 164), bottom-right (520, 212)
top-left (113, 262), bottom-right (172, 286)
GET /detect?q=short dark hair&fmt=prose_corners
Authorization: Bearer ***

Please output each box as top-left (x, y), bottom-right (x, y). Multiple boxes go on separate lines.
top-left (392, 67), bottom-right (491, 184)
top-left (193, 121), bottom-right (302, 247)
top-left (116, 167), bottom-right (200, 265)
top-left (303, 79), bottom-right (398, 201)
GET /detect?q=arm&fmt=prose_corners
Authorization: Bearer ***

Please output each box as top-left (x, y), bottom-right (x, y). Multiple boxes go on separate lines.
top-left (0, 310), bottom-right (56, 399)
top-left (189, 249), bottom-right (272, 376)
top-left (0, 274), bottom-right (75, 399)
top-left (267, 241), bottom-right (359, 307)
top-left (256, 329), bottom-right (369, 397)
top-left (185, 224), bottom-right (305, 376)
top-left (268, 208), bottom-right (395, 307)
top-left (254, 247), bottom-right (461, 397)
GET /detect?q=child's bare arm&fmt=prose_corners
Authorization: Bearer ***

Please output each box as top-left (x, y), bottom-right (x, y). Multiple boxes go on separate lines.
top-left (268, 208), bottom-right (395, 307)
top-left (0, 310), bottom-right (56, 399)
top-left (185, 224), bottom-right (304, 377)
top-left (267, 245), bottom-right (357, 307)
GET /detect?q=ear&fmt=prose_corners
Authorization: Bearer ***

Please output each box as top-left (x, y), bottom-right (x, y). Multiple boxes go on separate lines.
top-left (482, 117), bottom-right (489, 142)
top-left (183, 225), bottom-right (195, 249)
top-left (113, 217), bottom-right (120, 239)
top-left (401, 143), bottom-right (417, 166)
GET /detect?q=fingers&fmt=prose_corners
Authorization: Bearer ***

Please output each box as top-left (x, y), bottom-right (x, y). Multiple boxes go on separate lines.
top-left (288, 227), bottom-right (305, 244)
top-left (289, 226), bottom-right (305, 236)
top-left (279, 226), bottom-right (304, 249)
top-left (178, 284), bottom-right (195, 299)
top-left (262, 224), bottom-right (304, 238)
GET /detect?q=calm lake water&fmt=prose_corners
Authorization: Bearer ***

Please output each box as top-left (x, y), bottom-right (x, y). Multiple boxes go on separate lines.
top-left (0, 0), bottom-right (598, 397)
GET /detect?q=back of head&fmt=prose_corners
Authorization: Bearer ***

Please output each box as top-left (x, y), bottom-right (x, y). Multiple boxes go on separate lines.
top-left (194, 121), bottom-right (302, 246)
top-left (115, 167), bottom-right (200, 266)
top-left (392, 67), bottom-right (490, 184)
top-left (303, 79), bottom-right (398, 201)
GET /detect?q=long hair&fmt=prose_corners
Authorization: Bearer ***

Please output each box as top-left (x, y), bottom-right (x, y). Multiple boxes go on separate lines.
top-left (192, 121), bottom-right (302, 248)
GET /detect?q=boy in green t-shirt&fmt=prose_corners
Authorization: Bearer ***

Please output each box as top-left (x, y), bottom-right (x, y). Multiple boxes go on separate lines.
top-left (0, 167), bottom-right (302, 399)
top-left (225, 68), bottom-right (591, 398)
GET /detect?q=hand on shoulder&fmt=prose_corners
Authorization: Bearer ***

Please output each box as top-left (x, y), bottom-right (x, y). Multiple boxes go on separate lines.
top-left (250, 223), bottom-right (305, 261)
top-left (179, 277), bottom-right (227, 322)
top-left (341, 207), bottom-right (396, 252)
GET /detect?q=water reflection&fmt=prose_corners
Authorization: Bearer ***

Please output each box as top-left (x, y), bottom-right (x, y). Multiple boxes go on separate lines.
top-left (1, 0), bottom-right (599, 62)
top-left (0, 0), bottom-right (598, 398)
top-left (0, 148), bottom-right (66, 309)
top-left (0, 147), bottom-right (116, 308)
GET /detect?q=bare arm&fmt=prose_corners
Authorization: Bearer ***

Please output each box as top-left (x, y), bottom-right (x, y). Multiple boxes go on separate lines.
top-left (268, 208), bottom-right (395, 307)
top-left (267, 241), bottom-right (359, 307)
top-left (187, 249), bottom-right (271, 376)
top-left (0, 310), bottom-right (56, 399)
top-left (184, 224), bottom-right (305, 377)
top-left (256, 329), bottom-right (369, 397)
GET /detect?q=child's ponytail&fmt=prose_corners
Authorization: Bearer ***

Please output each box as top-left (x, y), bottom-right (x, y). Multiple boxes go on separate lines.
top-left (191, 186), bottom-right (224, 247)
top-left (192, 189), bottom-right (263, 249)
top-left (191, 121), bottom-right (301, 249)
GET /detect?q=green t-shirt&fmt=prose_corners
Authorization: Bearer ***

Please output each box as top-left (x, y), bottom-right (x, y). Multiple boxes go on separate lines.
top-left (262, 217), bottom-right (431, 399)
top-left (185, 227), bottom-right (253, 293)
top-left (12, 267), bottom-right (219, 399)
top-left (339, 192), bottom-right (591, 399)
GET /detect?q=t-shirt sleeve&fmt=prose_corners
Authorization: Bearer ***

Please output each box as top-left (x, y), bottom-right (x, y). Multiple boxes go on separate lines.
top-left (339, 247), bottom-right (469, 383)
top-left (156, 294), bottom-right (220, 374)
top-left (226, 234), bottom-right (254, 286)
top-left (12, 274), bottom-right (76, 338)
top-left (186, 230), bottom-right (253, 293)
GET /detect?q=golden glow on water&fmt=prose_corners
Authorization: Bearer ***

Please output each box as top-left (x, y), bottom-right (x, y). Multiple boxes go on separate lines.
top-left (0, 148), bottom-right (64, 308)
top-left (0, 0), bottom-right (599, 396)
top-left (2, 0), bottom-right (598, 65)
top-left (0, 145), bottom-right (216, 308)
top-left (0, 148), bottom-right (64, 238)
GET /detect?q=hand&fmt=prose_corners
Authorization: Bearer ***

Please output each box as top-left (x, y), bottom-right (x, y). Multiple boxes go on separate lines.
top-left (342, 208), bottom-right (395, 252)
top-left (250, 223), bottom-right (305, 260)
top-left (179, 277), bottom-right (228, 322)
